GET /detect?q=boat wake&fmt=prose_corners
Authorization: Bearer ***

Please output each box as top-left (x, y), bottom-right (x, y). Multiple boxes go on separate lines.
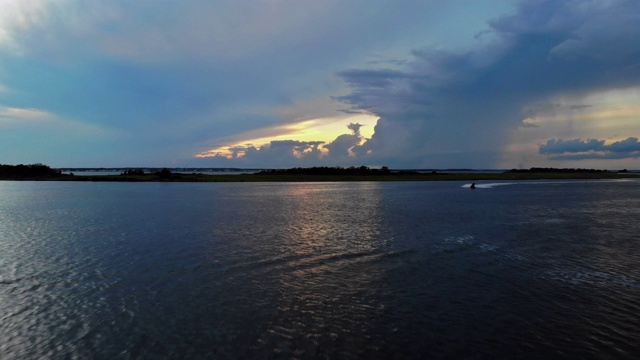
top-left (462, 182), bottom-right (515, 189)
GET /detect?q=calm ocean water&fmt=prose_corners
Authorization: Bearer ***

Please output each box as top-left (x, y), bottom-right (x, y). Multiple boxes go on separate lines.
top-left (1, 180), bottom-right (639, 359)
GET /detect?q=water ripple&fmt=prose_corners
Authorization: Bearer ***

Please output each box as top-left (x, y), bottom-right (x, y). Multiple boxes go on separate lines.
top-left (2, 180), bottom-right (640, 358)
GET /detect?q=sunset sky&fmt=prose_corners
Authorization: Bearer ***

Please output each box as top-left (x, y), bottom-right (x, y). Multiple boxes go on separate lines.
top-left (1, 0), bottom-right (639, 169)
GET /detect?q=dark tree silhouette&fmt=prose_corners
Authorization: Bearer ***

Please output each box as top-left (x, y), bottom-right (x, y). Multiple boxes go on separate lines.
top-left (156, 168), bottom-right (172, 179)
top-left (122, 169), bottom-right (145, 176)
top-left (0, 163), bottom-right (62, 179)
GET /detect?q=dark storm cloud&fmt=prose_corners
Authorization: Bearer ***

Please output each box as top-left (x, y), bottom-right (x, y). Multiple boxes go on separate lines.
top-left (540, 137), bottom-right (640, 160)
top-left (539, 138), bottom-right (605, 154)
top-left (336, 0), bottom-right (640, 168)
top-left (336, 69), bottom-right (409, 90)
top-left (608, 137), bottom-right (640, 153)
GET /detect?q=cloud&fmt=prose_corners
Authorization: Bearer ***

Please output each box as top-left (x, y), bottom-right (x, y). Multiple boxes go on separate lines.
top-left (195, 123), bottom-right (369, 168)
top-left (520, 118), bottom-right (540, 128)
top-left (539, 138), bottom-right (605, 154)
top-left (0, 105), bottom-right (125, 166)
top-left (0, 106), bottom-right (51, 122)
top-left (0, 105), bottom-right (119, 136)
top-left (197, 139), bottom-right (326, 168)
top-left (540, 137), bottom-right (640, 160)
top-left (337, 109), bottom-right (365, 115)
top-left (2, 0), bottom-right (640, 168)
top-left (323, 123), bottom-right (363, 159)
top-left (0, 0), bottom-right (456, 167)
top-left (608, 137), bottom-right (640, 153)
top-left (245, 140), bottom-right (325, 163)
top-left (336, 0), bottom-right (640, 168)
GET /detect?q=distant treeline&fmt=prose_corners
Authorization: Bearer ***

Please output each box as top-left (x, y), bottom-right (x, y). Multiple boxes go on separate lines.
top-left (0, 163), bottom-right (62, 179)
top-left (119, 168), bottom-right (175, 180)
top-left (62, 167), bottom-right (252, 173)
top-left (508, 167), bottom-right (611, 173)
top-left (257, 166), bottom-right (392, 176)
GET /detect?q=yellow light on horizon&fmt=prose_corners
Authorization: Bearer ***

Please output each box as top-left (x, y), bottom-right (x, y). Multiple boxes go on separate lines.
top-left (499, 86), bottom-right (640, 169)
top-left (197, 113), bottom-right (378, 158)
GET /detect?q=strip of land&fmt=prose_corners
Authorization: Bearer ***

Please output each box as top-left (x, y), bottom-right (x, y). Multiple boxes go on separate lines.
top-left (1, 164), bottom-right (638, 182)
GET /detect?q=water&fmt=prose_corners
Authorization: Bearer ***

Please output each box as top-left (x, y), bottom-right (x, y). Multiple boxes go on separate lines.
top-left (1, 180), bottom-right (639, 359)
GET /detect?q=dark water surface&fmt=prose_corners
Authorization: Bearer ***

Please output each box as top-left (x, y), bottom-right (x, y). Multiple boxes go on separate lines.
top-left (1, 180), bottom-right (639, 359)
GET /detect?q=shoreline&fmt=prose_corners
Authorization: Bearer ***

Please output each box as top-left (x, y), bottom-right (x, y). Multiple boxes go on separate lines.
top-left (2, 172), bottom-right (638, 182)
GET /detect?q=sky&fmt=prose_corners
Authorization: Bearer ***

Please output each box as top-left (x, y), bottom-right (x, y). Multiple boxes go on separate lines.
top-left (1, 0), bottom-right (639, 169)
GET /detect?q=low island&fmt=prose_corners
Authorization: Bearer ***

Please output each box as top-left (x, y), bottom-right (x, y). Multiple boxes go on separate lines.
top-left (1, 163), bottom-right (637, 182)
